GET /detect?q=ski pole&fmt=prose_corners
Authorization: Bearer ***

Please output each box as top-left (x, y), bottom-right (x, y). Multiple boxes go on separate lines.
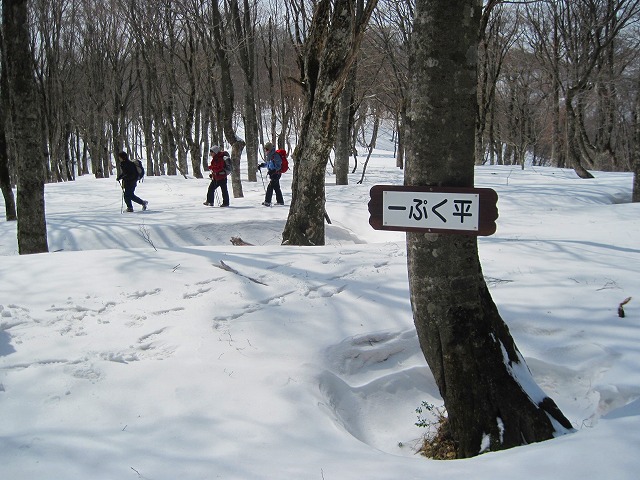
top-left (257, 148), bottom-right (267, 192)
top-left (118, 180), bottom-right (124, 214)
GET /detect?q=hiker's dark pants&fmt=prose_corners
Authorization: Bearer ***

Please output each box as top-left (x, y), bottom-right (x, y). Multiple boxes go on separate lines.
top-left (265, 172), bottom-right (283, 204)
top-left (123, 181), bottom-right (144, 209)
top-left (207, 178), bottom-right (229, 205)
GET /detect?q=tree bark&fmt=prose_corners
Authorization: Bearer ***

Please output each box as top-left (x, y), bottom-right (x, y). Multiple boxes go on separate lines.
top-left (0, 118), bottom-right (16, 221)
top-left (282, 0), bottom-right (378, 246)
top-left (334, 71), bottom-right (354, 185)
top-left (566, 88), bottom-right (594, 179)
top-left (3, 0), bottom-right (48, 254)
top-left (633, 76), bottom-right (640, 203)
top-left (211, 0), bottom-right (245, 198)
top-left (229, 0), bottom-right (259, 182)
top-left (634, 149), bottom-right (640, 203)
top-left (334, 0), bottom-right (362, 185)
top-left (0, 42), bottom-right (17, 221)
top-left (407, 0), bottom-right (571, 458)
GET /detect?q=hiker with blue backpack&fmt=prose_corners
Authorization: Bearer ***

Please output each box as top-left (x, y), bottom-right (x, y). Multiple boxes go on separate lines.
top-left (204, 145), bottom-right (231, 207)
top-left (257, 142), bottom-right (285, 206)
top-left (116, 151), bottom-right (148, 213)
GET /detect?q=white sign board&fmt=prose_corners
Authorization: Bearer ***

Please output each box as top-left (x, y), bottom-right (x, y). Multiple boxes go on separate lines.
top-left (382, 190), bottom-right (480, 231)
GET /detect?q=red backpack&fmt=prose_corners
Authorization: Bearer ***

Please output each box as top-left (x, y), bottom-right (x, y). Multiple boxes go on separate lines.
top-left (276, 149), bottom-right (289, 173)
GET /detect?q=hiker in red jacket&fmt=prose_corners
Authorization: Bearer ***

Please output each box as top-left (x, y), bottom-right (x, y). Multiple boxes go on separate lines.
top-left (204, 145), bottom-right (230, 207)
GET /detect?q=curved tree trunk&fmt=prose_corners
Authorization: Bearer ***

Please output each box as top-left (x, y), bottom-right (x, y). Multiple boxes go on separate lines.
top-left (282, 0), bottom-right (377, 246)
top-left (566, 89), bottom-right (594, 179)
top-left (211, 0), bottom-right (245, 198)
top-left (407, 0), bottom-right (571, 458)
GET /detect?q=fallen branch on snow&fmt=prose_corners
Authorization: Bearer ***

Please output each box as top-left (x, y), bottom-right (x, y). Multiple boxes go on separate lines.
top-left (213, 260), bottom-right (267, 286)
top-left (230, 237), bottom-right (254, 246)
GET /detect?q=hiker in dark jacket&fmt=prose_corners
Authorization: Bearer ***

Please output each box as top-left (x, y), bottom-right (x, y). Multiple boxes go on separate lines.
top-left (116, 151), bottom-right (148, 212)
top-left (257, 142), bottom-right (284, 206)
top-left (204, 145), bottom-right (230, 207)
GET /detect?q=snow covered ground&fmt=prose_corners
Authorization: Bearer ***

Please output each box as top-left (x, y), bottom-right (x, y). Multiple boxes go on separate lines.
top-left (1, 151), bottom-right (639, 479)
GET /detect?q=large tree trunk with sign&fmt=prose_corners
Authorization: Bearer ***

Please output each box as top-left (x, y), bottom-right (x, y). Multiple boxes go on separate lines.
top-left (406, 0), bottom-right (572, 459)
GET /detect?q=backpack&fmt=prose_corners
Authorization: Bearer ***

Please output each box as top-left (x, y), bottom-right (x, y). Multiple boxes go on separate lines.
top-left (134, 159), bottom-right (145, 182)
top-left (276, 149), bottom-right (289, 174)
top-left (223, 153), bottom-right (233, 175)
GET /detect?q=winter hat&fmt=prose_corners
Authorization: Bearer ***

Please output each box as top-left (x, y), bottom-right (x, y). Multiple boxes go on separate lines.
top-left (210, 145), bottom-right (221, 154)
top-left (264, 142), bottom-right (274, 151)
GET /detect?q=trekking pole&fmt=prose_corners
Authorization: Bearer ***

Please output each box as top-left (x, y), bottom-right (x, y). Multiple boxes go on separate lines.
top-left (118, 180), bottom-right (124, 214)
top-left (258, 149), bottom-right (267, 192)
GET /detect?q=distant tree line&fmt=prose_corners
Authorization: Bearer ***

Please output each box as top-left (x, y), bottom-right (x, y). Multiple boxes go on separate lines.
top-left (1, 0), bottom-right (639, 237)
top-left (477, 0), bottom-right (640, 179)
top-left (0, 1), bottom-right (637, 185)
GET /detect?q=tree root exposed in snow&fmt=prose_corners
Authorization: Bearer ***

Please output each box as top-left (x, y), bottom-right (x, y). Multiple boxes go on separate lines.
top-left (618, 297), bottom-right (632, 318)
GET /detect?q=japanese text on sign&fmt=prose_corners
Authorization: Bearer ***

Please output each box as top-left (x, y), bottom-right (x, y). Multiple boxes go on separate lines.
top-left (383, 191), bottom-right (480, 231)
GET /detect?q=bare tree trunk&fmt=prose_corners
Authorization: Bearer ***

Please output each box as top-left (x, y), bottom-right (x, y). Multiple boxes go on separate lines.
top-left (334, 71), bottom-right (354, 185)
top-left (335, 0), bottom-right (362, 185)
top-left (180, 21), bottom-right (204, 179)
top-left (260, 17), bottom-right (277, 146)
top-left (550, 2), bottom-right (564, 169)
top-left (633, 77), bottom-right (640, 203)
top-left (356, 113), bottom-right (379, 184)
top-left (282, 0), bottom-right (378, 246)
top-left (551, 68), bottom-right (563, 168)
top-left (0, 43), bottom-right (17, 221)
top-left (211, 0), bottom-right (245, 198)
top-left (396, 99), bottom-right (407, 169)
top-left (229, 0), bottom-right (259, 182)
top-left (633, 148), bottom-right (639, 203)
top-left (0, 121), bottom-right (16, 221)
top-left (407, 0), bottom-right (571, 458)
top-left (566, 89), bottom-right (594, 179)
top-left (3, 0), bottom-right (48, 254)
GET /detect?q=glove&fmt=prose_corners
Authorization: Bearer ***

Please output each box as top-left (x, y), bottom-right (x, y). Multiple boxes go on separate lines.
top-left (257, 163), bottom-right (266, 171)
